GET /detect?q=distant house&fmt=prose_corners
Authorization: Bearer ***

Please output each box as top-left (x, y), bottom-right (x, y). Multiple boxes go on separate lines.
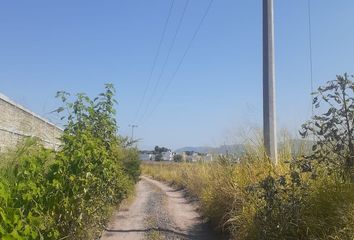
top-left (181, 151), bottom-right (213, 162)
top-left (204, 153), bottom-right (213, 161)
top-left (182, 151), bottom-right (193, 162)
top-left (162, 150), bottom-right (174, 161)
top-left (139, 150), bottom-right (155, 161)
top-left (182, 151), bottom-right (199, 162)
top-left (139, 147), bottom-right (176, 162)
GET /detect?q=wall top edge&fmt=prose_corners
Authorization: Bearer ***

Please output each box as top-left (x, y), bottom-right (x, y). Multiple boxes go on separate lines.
top-left (0, 92), bottom-right (64, 132)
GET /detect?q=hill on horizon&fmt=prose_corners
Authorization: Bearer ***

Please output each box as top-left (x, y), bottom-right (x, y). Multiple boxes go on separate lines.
top-left (174, 144), bottom-right (245, 155)
top-left (174, 139), bottom-right (313, 156)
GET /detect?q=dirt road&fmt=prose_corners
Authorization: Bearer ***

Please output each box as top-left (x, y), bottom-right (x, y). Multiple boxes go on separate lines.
top-left (100, 176), bottom-right (220, 240)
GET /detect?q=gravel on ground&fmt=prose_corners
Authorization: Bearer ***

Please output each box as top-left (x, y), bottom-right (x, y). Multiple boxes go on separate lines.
top-left (100, 176), bottom-right (222, 240)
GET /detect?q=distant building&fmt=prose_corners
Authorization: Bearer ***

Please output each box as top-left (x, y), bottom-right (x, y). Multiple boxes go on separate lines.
top-left (204, 153), bottom-right (213, 161)
top-left (161, 150), bottom-right (174, 161)
top-left (139, 149), bottom-right (176, 161)
top-left (181, 151), bottom-right (213, 162)
top-left (182, 151), bottom-right (193, 162)
top-left (139, 150), bottom-right (155, 161)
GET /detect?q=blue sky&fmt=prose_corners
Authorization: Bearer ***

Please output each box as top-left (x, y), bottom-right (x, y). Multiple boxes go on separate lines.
top-left (1, 0), bottom-right (354, 150)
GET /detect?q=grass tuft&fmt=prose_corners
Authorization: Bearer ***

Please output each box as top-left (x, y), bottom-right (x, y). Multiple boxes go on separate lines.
top-left (142, 139), bottom-right (354, 240)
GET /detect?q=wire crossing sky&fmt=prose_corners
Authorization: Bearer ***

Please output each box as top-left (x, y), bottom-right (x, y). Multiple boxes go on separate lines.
top-left (138, 0), bottom-right (191, 124)
top-left (133, 0), bottom-right (175, 125)
top-left (141, 0), bottom-right (215, 125)
top-left (1, 0), bottom-right (354, 150)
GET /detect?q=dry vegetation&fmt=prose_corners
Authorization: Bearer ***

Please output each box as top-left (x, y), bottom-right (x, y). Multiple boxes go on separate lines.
top-left (143, 74), bottom-right (354, 240)
top-left (143, 147), bottom-right (354, 240)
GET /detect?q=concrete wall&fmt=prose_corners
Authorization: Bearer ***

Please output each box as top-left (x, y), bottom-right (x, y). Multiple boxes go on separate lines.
top-left (0, 93), bottom-right (63, 152)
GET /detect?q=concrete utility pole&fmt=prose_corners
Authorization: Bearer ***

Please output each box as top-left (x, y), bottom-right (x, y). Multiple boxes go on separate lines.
top-left (263, 0), bottom-right (278, 164)
top-left (129, 124), bottom-right (138, 140)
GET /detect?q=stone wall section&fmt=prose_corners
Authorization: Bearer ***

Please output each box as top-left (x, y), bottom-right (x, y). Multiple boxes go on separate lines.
top-left (0, 93), bottom-right (63, 152)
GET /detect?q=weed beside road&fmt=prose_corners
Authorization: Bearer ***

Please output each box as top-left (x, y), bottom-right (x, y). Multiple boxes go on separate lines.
top-left (143, 155), bottom-right (354, 240)
top-left (0, 85), bottom-right (141, 240)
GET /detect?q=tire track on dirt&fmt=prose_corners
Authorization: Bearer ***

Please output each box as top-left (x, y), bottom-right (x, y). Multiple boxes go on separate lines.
top-left (100, 176), bottom-right (221, 240)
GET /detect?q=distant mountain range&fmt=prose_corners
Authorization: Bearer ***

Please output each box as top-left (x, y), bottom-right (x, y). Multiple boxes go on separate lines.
top-left (175, 144), bottom-right (245, 155)
top-left (174, 139), bottom-right (313, 155)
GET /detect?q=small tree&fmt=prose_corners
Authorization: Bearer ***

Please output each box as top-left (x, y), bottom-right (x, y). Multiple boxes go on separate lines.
top-left (300, 74), bottom-right (354, 180)
top-left (155, 153), bottom-right (163, 161)
top-left (173, 154), bottom-right (183, 162)
top-left (153, 146), bottom-right (170, 161)
top-left (154, 146), bottom-right (170, 153)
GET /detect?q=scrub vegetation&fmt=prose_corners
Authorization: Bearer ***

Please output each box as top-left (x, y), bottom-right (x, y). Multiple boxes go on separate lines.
top-left (143, 74), bottom-right (354, 240)
top-left (0, 84), bottom-right (140, 240)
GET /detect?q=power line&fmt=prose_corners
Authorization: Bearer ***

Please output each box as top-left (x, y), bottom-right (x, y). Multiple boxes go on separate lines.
top-left (133, 0), bottom-right (175, 124)
top-left (142, 0), bottom-right (214, 123)
top-left (139, 0), bottom-right (190, 123)
top-left (307, 0), bottom-right (314, 116)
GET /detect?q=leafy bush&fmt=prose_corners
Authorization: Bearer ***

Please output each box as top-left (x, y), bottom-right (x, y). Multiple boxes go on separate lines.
top-left (0, 139), bottom-right (58, 239)
top-left (249, 74), bottom-right (354, 239)
top-left (0, 84), bottom-right (140, 239)
top-left (301, 74), bottom-right (354, 180)
top-left (173, 154), bottom-right (183, 162)
top-left (116, 145), bottom-right (141, 182)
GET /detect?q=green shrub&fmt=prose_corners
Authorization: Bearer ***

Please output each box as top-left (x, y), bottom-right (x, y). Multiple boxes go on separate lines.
top-left (119, 147), bottom-right (141, 183)
top-left (0, 140), bottom-right (58, 239)
top-left (301, 73), bottom-right (354, 181)
top-left (0, 84), bottom-right (140, 239)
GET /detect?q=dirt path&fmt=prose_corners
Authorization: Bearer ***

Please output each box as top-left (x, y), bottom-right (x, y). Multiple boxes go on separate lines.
top-left (100, 176), bottom-right (220, 240)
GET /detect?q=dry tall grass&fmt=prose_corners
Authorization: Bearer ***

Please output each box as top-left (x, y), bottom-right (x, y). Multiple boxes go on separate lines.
top-left (142, 141), bottom-right (354, 240)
